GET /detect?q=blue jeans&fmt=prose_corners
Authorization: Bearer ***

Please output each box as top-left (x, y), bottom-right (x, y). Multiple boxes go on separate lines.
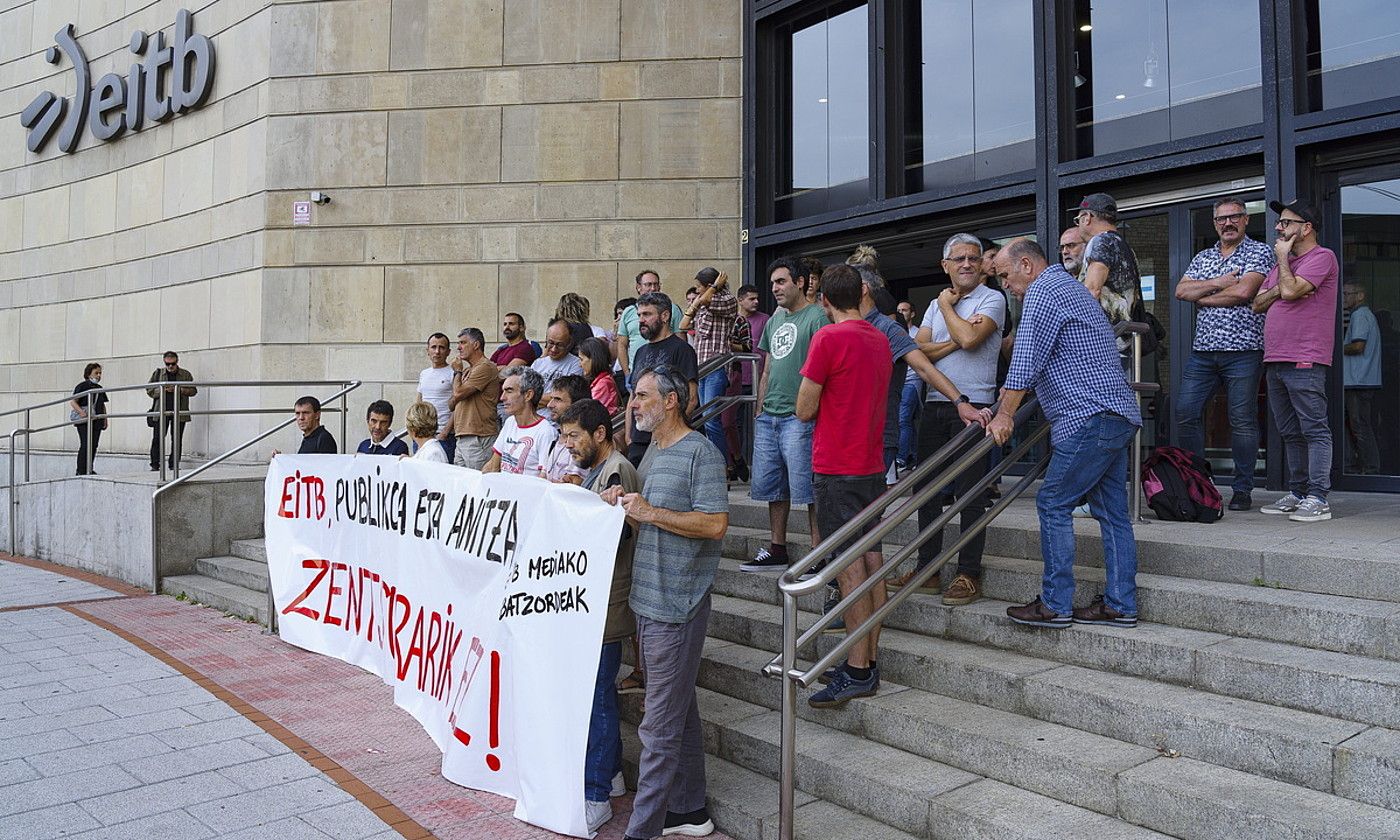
top-left (1174, 350), bottom-right (1262, 495)
top-left (584, 641), bottom-right (623, 802)
top-left (898, 380), bottom-right (922, 465)
top-left (1265, 363), bottom-right (1331, 500)
top-left (698, 368), bottom-right (729, 462)
top-left (750, 413), bottom-right (815, 505)
top-left (1036, 413), bottom-right (1138, 616)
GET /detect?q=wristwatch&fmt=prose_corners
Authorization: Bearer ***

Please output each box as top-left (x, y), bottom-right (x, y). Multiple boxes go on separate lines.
top-left (956, 394), bottom-right (971, 405)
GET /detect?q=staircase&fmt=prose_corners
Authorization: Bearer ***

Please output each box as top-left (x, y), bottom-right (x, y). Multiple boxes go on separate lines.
top-left (162, 536), bottom-right (269, 624)
top-left (620, 489), bottom-right (1400, 840)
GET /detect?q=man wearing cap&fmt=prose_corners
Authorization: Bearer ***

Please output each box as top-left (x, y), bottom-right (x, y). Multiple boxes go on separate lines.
top-left (1251, 199), bottom-right (1340, 523)
top-left (1173, 196), bottom-right (1276, 512)
top-left (1075, 193), bottom-right (1147, 340)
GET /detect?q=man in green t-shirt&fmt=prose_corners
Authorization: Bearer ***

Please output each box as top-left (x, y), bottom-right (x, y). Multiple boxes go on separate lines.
top-left (741, 256), bottom-right (830, 573)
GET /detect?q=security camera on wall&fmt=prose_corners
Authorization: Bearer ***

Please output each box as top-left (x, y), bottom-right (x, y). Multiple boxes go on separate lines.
top-left (310, 191), bottom-right (331, 205)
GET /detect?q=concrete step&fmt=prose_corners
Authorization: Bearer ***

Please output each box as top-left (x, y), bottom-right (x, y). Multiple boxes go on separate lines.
top-left (721, 525), bottom-right (1400, 663)
top-left (722, 493), bottom-right (1400, 604)
top-left (618, 713), bottom-right (1170, 840)
top-left (711, 558), bottom-right (1400, 730)
top-left (229, 537), bottom-right (267, 564)
top-left (160, 574), bottom-right (267, 624)
top-left (702, 595), bottom-right (1400, 806)
top-left (193, 555), bottom-right (269, 593)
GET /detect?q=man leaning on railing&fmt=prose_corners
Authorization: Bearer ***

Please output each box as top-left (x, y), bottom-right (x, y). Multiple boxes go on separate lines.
top-left (987, 239), bottom-right (1142, 630)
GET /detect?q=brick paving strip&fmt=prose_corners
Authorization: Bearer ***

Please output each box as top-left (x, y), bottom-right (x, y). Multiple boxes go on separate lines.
top-left (2, 555), bottom-right (730, 839)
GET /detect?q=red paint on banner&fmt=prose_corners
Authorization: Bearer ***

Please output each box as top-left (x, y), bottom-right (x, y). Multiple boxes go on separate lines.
top-left (486, 650), bottom-right (501, 772)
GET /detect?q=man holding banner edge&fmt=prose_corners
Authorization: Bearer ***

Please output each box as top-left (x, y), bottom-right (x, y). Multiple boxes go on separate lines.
top-left (602, 365), bottom-right (728, 840)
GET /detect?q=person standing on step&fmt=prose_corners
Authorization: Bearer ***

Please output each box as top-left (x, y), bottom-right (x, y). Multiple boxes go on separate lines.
top-left (604, 366), bottom-right (728, 840)
top-left (624, 292), bottom-right (698, 467)
top-left (449, 327), bottom-right (501, 471)
top-left (1173, 196), bottom-right (1275, 512)
top-left (147, 351), bottom-right (196, 471)
top-left (798, 265), bottom-right (892, 708)
top-left (892, 233), bottom-right (1005, 606)
top-left (1252, 199), bottom-right (1340, 523)
top-left (561, 398), bottom-right (640, 833)
top-left (416, 333), bottom-right (456, 463)
top-left (678, 267), bottom-right (743, 468)
top-left (988, 239), bottom-right (1141, 630)
top-left (356, 400), bottom-right (409, 456)
top-left (741, 257), bottom-right (828, 573)
top-left (71, 363), bottom-right (109, 475)
top-left (294, 396), bottom-right (338, 454)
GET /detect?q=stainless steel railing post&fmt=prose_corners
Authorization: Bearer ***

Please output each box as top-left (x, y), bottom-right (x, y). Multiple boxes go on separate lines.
top-left (85, 407), bottom-right (95, 476)
top-left (158, 398), bottom-right (167, 484)
top-left (22, 410), bottom-right (30, 481)
top-left (1132, 332), bottom-right (1144, 523)
top-left (778, 592), bottom-right (798, 840)
top-left (340, 390), bottom-right (348, 454)
top-left (8, 430), bottom-right (18, 555)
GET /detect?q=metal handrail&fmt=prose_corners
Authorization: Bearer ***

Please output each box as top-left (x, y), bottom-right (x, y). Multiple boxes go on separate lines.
top-left (610, 351), bottom-right (761, 434)
top-left (7, 380), bottom-right (359, 557)
top-left (765, 325), bottom-right (1155, 840)
top-left (149, 380), bottom-right (362, 606)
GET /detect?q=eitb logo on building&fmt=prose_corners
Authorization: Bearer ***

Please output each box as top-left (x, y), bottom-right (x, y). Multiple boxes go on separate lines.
top-left (20, 8), bottom-right (215, 154)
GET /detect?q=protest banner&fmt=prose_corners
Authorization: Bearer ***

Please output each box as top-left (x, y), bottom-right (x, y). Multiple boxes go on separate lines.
top-left (264, 455), bottom-right (625, 837)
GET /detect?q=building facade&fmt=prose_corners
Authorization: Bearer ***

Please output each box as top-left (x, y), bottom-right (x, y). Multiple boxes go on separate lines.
top-left (743, 0), bottom-right (1400, 493)
top-left (0, 0), bottom-right (741, 459)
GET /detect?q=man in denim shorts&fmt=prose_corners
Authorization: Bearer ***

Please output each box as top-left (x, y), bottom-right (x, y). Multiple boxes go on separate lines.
top-left (741, 256), bottom-right (830, 573)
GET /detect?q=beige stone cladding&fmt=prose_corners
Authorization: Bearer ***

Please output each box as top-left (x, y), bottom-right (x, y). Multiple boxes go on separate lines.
top-left (1, 0), bottom-right (742, 460)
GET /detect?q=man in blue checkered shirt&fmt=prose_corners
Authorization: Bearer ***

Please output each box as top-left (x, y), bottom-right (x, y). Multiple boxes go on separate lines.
top-left (987, 239), bottom-right (1142, 630)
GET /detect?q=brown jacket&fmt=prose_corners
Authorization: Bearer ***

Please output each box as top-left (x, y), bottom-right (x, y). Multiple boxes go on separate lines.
top-left (584, 448), bottom-right (639, 643)
top-left (145, 366), bottom-right (197, 423)
top-left (450, 359), bottom-right (501, 438)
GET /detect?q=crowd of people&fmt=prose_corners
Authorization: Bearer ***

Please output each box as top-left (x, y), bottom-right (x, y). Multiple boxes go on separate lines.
top-left (60, 190), bottom-right (1348, 840)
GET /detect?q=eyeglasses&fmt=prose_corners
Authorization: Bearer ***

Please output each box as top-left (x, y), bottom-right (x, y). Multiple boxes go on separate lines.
top-left (1276, 218), bottom-right (1307, 228)
top-left (543, 340), bottom-right (569, 349)
top-left (1075, 211), bottom-right (1093, 223)
top-left (944, 255), bottom-right (979, 264)
top-left (1212, 212), bottom-right (1247, 224)
top-left (1058, 244), bottom-right (1079, 252)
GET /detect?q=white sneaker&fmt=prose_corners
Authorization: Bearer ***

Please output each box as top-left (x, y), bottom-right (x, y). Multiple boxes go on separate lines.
top-left (1288, 495), bottom-right (1331, 522)
top-left (1259, 493), bottom-right (1301, 515)
top-left (610, 770), bottom-right (626, 797)
top-left (586, 799), bottom-right (613, 832)
top-left (1072, 504), bottom-right (1093, 518)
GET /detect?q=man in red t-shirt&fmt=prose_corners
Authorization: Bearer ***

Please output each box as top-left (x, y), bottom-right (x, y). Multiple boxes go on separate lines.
top-left (795, 264), bottom-right (892, 709)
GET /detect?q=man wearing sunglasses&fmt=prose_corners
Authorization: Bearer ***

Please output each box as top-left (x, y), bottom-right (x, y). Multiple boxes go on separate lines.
top-left (146, 351), bottom-right (196, 471)
top-left (1251, 199), bottom-right (1340, 523)
top-left (1173, 197), bottom-right (1276, 512)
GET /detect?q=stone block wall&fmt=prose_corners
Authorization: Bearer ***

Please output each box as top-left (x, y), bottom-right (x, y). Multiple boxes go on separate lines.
top-left (0, 0), bottom-right (742, 460)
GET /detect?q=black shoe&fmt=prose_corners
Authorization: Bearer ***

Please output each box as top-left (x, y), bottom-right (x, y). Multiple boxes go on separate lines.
top-left (733, 457), bottom-right (750, 483)
top-left (662, 807), bottom-right (715, 836)
top-left (1228, 492), bottom-right (1252, 512)
top-left (149, 464), bottom-right (159, 471)
top-left (740, 547), bottom-right (788, 572)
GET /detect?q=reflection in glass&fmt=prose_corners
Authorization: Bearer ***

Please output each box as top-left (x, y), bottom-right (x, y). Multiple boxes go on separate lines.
top-left (1070, 0), bottom-right (1262, 158)
top-left (778, 3), bottom-right (869, 220)
top-left (1301, 2), bottom-right (1400, 111)
top-left (903, 0), bottom-right (1035, 192)
top-left (1340, 179), bottom-right (1400, 476)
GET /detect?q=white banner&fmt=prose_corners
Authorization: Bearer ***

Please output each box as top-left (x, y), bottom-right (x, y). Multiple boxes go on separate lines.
top-left (264, 455), bottom-right (624, 837)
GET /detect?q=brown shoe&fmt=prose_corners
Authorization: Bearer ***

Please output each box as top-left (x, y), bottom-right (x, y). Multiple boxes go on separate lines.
top-left (1006, 597), bottom-right (1071, 629)
top-left (1071, 596), bottom-right (1138, 628)
top-left (941, 574), bottom-right (981, 606)
top-left (887, 568), bottom-right (941, 595)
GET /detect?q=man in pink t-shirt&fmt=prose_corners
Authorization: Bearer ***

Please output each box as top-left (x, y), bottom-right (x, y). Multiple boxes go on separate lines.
top-left (795, 264), bottom-right (892, 709)
top-left (1251, 199), bottom-right (1340, 523)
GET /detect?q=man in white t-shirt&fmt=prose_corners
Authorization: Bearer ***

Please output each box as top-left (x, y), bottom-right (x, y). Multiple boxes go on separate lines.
top-left (417, 333), bottom-right (456, 463)
top-left (483, 367), bottom-right (556, 476)
top-left (530, 318), bottom-right (585, 395)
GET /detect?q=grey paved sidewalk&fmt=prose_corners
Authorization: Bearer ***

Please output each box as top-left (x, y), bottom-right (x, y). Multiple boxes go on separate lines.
top-left (0, 559), bottom-right (121, 609)
top-left (0, 603), bottom-right (397, 839)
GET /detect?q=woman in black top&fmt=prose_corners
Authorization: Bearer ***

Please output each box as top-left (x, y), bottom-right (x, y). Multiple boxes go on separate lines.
top-left (70, 363), bottom-right (108, 475)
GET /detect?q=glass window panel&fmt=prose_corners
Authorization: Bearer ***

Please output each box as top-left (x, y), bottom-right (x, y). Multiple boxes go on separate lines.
top-left (778, 4), bottom-right (870, 220)
top-left (1070, 0), bottom-right (1262, 158)
top-left (1340, 179), bottom-right (1400, 476)
top-left (1302, 2), bottom-right (1400, 111)
top-left (904, 0), bottom-right (1034, 193)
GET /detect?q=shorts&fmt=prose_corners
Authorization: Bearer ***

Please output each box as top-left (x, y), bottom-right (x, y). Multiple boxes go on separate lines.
top-left (454, 434), bottom-right (495, 471)
top-left (750, 412), bottom-right (815, 505)
top-left (813, 472), bottom-right (885, 557)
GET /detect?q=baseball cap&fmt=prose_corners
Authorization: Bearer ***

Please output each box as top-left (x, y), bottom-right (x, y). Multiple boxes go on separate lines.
top-left (1074, 193), bottom-right (1117, 215)
top-left (1268, 199), bottom-right (1320, 228)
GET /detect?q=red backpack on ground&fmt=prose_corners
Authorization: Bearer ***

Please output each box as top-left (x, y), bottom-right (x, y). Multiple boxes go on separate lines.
top-left (1141, 446), bottom-right (1224, 523)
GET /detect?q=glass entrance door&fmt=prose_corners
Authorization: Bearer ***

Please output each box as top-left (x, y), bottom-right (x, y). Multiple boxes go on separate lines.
top-left (1337, 177), bottom-right (1400, 483)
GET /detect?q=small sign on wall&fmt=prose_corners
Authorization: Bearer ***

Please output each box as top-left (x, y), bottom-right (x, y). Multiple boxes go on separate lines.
top-left (1141, 274), bottom-right (1156, 301)
top-left (293, 201), bottom-right (311, 225)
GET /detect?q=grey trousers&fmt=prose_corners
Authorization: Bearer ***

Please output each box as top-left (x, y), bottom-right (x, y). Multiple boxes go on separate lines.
top-left (453, 434), bottom-right (494, 471)
top-left (626, 596), bottom-right (711, 839)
